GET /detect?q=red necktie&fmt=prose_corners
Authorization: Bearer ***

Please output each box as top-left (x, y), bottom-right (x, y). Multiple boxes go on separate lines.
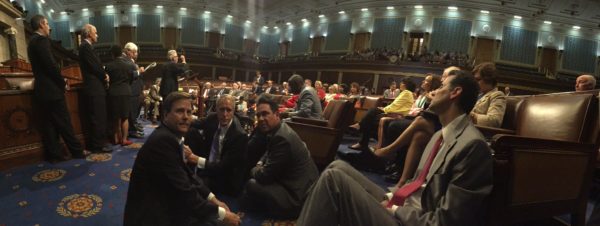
top-left (387, 135), bottom-right (444, 207)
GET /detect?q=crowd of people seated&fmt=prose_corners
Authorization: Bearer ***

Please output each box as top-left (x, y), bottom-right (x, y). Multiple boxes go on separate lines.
top-left (24, 13), bottom-right (600, 225)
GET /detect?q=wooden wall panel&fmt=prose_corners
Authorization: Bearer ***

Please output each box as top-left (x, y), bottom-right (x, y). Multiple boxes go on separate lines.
top-left (244, 39), bottom-right (258, 56)
top-left (280, 41), bottom-right (290, 57)
top-left (191, 65), bottom-right (213, 80)
top-left (342, 72), bottom-right (374, 89)
top-left (207, 32), bottom-right (221, 49)
top-left (118, 26), bottom-right (135, 47)
top-left (353, 33), bottom-right (370, 52)
top-left (377, 74), bottom-right (405, 94)
top-left (311, 37), bottom-right (324, 55)
top-left (163, 27), bottom-right (178, 49)
top-left (540, 48), bottom-right (557, 75)
top-left (235, 70), bottom-right (248, 82)
top-left (215, 67), bottom-right (233, 80)
top-left (297, 71), bottom-right (318, 84)
top-left (320, 71), bottom-right (339, 85)
top-left (474, 38), bottom-right (495, 65)
top-left (280, 71), bottom-right (294, 83)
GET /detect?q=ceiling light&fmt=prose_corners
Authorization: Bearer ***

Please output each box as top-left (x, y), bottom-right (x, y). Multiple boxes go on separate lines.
top-left (414, 5), bottom-right (423, 9)
top-left (386, 6), bottom-right (394, 10)
top-left (106, 5), bottom-right (113, 9)
top-left (204, 11), bottom-right (211, 14)
top-left (49, 9), bottom-right (54, 13)
top-left (481, 10), bottom-right (489, 14)
top-left (132, 4), bottom-right (139, 8)
top-left (338, 11), bottom-right (345, 14)
top-left (245, 20), bottom-right (252, 24)
top-left (318, 14), bottom-right (324, 18)
top-left (301, 18), bottom-right (307, 22)
top-left (40, 0), bottom-right (45, 4)
top-left (60, 11), bottom-right (66, 15)
top-left (263, 26), bottom-right (268, 29)
top-left (82, 8), bottom-right (88, 12)
top-left (544, 20), bottom-right (552, 24)
top-left (180, 7), bottom-right (187, 11)
top-left (361, 8), bottom-right (368, 11)
top-left (573, 25), bottom-right (581, 29)
top-left (274, 26), bottom-right (279, 29)
top-left (227, 15), bottom-right (233, 18)
top-left (448, 6), bottom-right (458, 10)
top-left (286, 22), bottom-right (292, 25)
top-left (156, 5), bottom-right (163, 9)
top-left (514, 15), bottom-right (522, 19)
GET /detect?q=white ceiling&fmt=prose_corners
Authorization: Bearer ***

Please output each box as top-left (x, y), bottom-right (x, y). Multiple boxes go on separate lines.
top-left (43, 0), bottom-right (600, 29)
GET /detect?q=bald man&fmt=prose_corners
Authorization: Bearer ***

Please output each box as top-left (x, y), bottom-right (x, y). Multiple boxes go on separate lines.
top-left (575, 74), bottom-right (596, 92)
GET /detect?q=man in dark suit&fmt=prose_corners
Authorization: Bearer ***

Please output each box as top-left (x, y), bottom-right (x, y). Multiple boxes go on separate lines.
top-left (297, 71), bottom-right (493, 226)
top-left (27, 15), bottom-right (85, 162)
top-left (253, 71), bottom-right (265, 94)
top-left (123, 42), bottom-right (145, 139)
top-left (79, 24), bottom-right (111, 153)
top-left (124, 92), bottom-right (240, 226)
top-left (240, 94), bottom-right (319, 218)
top-left (184, 95), bottom-right (248, 196)
top-left (159, 49), bottom-right (188, 99)
top-left (264, 80), bottom-right (278, 94)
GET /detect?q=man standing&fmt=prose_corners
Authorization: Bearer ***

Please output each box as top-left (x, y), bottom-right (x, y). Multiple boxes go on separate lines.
top-left (124, 92), bottom-right (240, 226)
top-left (160, 49), bottom-right (188, 99)
top-left (185, 95), bottom-right (248, 196)
top-left (240, 94), bottom-right (319, 218)
top-left (254, 71), bottom-right (265, 94)
top-left (28, 15), bottom-right (85, 162)
top-left (123, 42), bottom-right (145, 139)
top-left (297, 71), bottom-right (493, 226)
top-left (576, 74), bottom-right (596, 92)
top-left (79, 24), bottom-right (111, 153)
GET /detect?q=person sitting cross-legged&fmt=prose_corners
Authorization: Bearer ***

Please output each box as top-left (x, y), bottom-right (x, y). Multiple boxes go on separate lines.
top-left (297, 71), bottom-right (493, 226)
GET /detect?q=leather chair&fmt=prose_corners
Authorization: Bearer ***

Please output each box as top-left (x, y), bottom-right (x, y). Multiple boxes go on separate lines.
top-left (286, 99), bottom-right (356, 168)
top-left (487, 92), bottom-right (599, 226)
top-left (354, 96), bottom-right (382, 123)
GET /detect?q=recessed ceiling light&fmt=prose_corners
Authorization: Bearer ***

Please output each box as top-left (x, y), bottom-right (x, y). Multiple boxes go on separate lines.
top-left (156, 5), bottom-right (163, 9)
top-left (573, 25), bottom-right (581, 29)
top-left (204, 11), bottom-right (211, 14)
top-left (361, 8), bottom-right (368, 11)
top-left (180, 7), bottom-right (187, 11)
top-left (318, 14), bottom-right (324, 18)
top-left (286, 22), bottom-right (291, 25)
top-left (414, 5), bottom-right (423, 9)
top-left (82, 8), bottom-right (88, 12)
top-left (132, 4), bottom-right (139, 8)
top-left (227, 15), bottom-right (233, 18)
top-left (338, 11), bottom-right (345, 14)
top-left (106, 5), bottom-right (113, 9)
top-left (60, 11), bottom-right (66, 15)
top-left (263, 26), bottom-right (268, 29)
top-left (301, 18), bottom-right (307, 22)
top-left (544, 20), bottom-right (552, 24)
top-left (40, 0), bottom-right (45, 4)
top-left (386, 6), bottom-right (394, 10)
top-left (49, 9), bottom-right (54, 13)
top-left (448, 6), bottom-right (458, 10)
top-left (481, 10), bottom-right (489, 14)
top-left (245, 20), bottom-right (252, 24)
top-left (274, 26), bottom-right (279, 29)
top-left (514, 15), bottom-right (522, 19)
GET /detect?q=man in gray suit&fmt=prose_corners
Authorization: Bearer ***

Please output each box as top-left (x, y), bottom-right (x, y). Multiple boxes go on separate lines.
top-left (284, 74), bottom-right (323, 119)
top-left (297, 71), bottom-right (493, 226)
top-left (240, 94), bottom-right (319, 218)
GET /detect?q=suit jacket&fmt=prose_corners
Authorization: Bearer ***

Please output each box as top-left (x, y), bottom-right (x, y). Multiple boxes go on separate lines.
top-left (149, 84), bottom-right (161, 103)
top-left (105, 57), bottom-right (136, 96)
top-left (472, 89), bottom-right (506, 127)
top-left (395, 115), bottom-right (493, 226)
top-left (254, 76), bottom-right (265, 93)
top-left (79, 41), bottom-right (106, 96)
top-left (160, 61), bottom-right (188, 98)
top-left (27, 33), bottom-right (65, 100)
top-left (124, 126), bottom-right (218, 226)
top-left (189, 114), bottom-right (248, 195)
top-left (265, 86), bottom-right (278, 94)
top-left (290, 87), bottom-right (323, 119)
top-left (250, 123), bottom-right (319, 208)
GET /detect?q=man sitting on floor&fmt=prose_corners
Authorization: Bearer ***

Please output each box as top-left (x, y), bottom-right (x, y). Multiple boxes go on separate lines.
top-left (297, 71), bottom-right (493, 226)
top-left (184, 95), bottom-right (248, 196)
top-left (124, 92), bottom-right (240, 226)
top-left (240, 94), bottom-right (319, 218)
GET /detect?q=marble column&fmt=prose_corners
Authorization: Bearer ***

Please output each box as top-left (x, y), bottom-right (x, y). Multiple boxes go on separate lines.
top-left (4, 27), bottom-right (18, 60)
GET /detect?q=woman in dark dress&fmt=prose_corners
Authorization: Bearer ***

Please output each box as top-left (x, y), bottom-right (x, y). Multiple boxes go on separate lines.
top-left (105, 45), bottom-right (135, 145)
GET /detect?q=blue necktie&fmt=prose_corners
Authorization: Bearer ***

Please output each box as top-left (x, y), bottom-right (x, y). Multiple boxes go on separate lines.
top-left (208, 128), bottom-right (221, 163)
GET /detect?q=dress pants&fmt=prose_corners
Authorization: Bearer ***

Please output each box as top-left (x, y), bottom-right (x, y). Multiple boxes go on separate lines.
top-left (240, 179), bottom-right (300, 218)
top-left (129, 95), bottom-right (141, 130)
top-left (296, 160), bottom-right (398, 226)
top-left (84, 94), bottom-right (107, 151)
top-left (33, 97), bottom-right (83, 159)
top-left (358, 108), bottom-right (384, 146)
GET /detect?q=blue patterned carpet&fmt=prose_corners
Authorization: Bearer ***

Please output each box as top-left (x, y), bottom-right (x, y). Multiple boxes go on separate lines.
top-left (0, 122), bottom-right (596, 226)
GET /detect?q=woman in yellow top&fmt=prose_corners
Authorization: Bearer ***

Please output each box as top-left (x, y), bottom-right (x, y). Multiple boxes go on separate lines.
top-left (349, 78), bottom-right (415, 150)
